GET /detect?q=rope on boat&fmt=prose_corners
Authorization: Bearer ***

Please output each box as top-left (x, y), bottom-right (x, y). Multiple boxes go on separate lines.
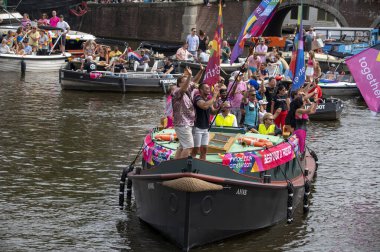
top-left (287, 182), bottom-right (294, 224)
top-left (162, 177), bottom-right (223, 192)
top-left (118, 141), bottom-right (146, 210)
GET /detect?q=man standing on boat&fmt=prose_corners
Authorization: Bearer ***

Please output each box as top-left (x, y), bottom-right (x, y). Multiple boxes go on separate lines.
top-left (254, 38), bottom-right (268, 64)
top-left (192, 83), bottom-right (220, 160)
top-left (172, 67), bottom-right (196, 159)
top-left (186, 28), bottom-right (199, 60)
top-left (56, 15), bottom-right (70, 56)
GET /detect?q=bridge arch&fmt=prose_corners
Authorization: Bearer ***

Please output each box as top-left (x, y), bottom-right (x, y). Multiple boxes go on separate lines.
top-left (263, 0), bottom-right (349, 37)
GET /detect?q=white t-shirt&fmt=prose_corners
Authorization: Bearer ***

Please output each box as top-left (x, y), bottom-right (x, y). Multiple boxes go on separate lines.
top-left (57, 21), bottom-right (70, 34)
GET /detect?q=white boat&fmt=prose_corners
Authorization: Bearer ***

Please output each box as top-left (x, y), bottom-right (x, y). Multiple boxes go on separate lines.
top-left (0, 53), bottom-right (70, 72)
top-left (318, 74), bottom-right (360, 97)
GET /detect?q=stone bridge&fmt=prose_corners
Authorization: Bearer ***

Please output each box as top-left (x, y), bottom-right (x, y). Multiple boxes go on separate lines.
top-left (80, 0), bottom-right (380, 43)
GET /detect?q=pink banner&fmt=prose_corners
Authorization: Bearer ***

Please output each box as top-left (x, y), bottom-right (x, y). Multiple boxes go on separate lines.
top-left (259, 142), bottom-right (295, 170)
top-left (346, 47), bottom-right (380, 113)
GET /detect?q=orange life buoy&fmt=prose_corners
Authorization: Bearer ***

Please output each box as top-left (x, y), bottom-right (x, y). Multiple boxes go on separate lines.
top-left (238, 137), bottom-right (273, 147)
top-left (154, 133), bottom-right (177, 141)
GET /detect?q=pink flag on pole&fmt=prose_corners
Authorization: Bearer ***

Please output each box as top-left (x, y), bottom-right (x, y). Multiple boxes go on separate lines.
top-left (346, 45), bottom-right (380, 113)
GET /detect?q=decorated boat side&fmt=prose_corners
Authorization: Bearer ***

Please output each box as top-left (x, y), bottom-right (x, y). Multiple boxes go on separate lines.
top-left (123, 127), bottom-right (317, 250)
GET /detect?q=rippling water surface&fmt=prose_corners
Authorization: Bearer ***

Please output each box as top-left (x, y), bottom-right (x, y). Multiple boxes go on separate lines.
top-left (0, 72), bottom-right (379, 252)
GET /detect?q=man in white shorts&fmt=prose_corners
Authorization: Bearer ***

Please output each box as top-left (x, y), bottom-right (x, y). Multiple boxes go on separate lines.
top-left (172, 67), bottom-right (196, 159)
top-left (192, 83), bottom-right (219, 160)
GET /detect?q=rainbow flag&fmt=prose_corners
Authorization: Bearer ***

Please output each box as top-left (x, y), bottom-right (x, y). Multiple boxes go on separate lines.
top-left (289, 3), bottom-right (306, 91)
top-left (128, 51), bottom-right (142, 61)
top-left (203, 1), bottom-right (223, 86)
top-left (230, 0), bottom-right (282, 64)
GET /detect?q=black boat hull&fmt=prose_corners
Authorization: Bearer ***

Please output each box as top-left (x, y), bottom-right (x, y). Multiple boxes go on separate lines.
top-left (309, 98), bottom-right (344, 121)
top-left (129, 152), bottom-right (316, 250)
top-left (59, 69), bottom-right (176, 93)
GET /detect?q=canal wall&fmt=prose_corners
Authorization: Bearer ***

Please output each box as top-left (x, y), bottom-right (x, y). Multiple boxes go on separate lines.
top-left (79, 1), bottom-right (380, 44)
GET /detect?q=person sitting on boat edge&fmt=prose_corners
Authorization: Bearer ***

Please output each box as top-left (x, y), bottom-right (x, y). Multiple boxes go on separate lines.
top-left (80, 56), bottom-right (97, 73)
top-left (110, 57), bottom-right (127, 73)
top-left (176, 42), bottom-right (193, 61)
top-left (198, 48), bottom-right (210, 63)
top-left (133, 50), bottom-right (150, 72)
top-left (38, 29), bottom-right (49, 55)
top-left (250, 113), bottom-right (282, 136)
top-left (158, 57), bottom-right (175, 78)
top-left (20, 39), bottom-right (32, 55)
top-left (221, 40), bottom-right (231, 64)
top-left (28, 25), bottom-right (40, 53)
top-left (192, 83), bottom-right (220, 160)
top-left (172, 67), bottom-right (196, 159)
top-left (0, 39), bottom-right (15, 54)
top-left (213, 101), bottom-right (238, 127)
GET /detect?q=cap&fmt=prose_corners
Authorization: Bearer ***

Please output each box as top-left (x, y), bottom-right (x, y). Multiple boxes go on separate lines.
top-left (259, 100), bottom-right (268, 105)
top-left (331, 64), bottom-right (336, 67)
top-left (275, 75), bottom-right (282, 81)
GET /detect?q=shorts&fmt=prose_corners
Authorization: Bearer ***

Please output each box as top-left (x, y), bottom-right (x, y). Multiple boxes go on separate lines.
top-left (192, 127), bottom-right (209, 147)
top-left (248, 66), bottom-right (257, 73)
top-left (174, 126), bottom-right (194, 149)
top-left (57, 34), bottom-right (66, 46)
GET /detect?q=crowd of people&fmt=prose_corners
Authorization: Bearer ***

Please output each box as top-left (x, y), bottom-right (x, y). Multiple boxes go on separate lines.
top-left (0, 11), bottom-right (70, 56)
top-left (162, 31), bottom-right (322, 159)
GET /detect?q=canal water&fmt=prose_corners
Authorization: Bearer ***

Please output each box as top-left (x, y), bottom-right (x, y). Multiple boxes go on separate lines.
top-left (0, 72), bottom-right (379, 252)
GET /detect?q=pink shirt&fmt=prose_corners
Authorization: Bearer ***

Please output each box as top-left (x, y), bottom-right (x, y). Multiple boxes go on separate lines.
top-left (176, 47), bottom-right (191, 61)
top-left (254, 44), bottom-right (268, 63)
top-left (247, 55), bottom-right (261, 68)
top-left (227, 81), bottom-right (247, 108)
top-left (50, 16), bottom-right (60, 27)
top-left (172, 86), bottom-right (195, 127)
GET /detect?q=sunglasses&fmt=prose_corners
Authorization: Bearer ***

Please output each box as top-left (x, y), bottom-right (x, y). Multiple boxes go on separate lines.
top-left (266, 118), bottom-right (274, 121)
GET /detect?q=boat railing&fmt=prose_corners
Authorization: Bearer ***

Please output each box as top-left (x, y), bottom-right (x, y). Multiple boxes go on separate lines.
top-left (92, 71), bottom-right (182, 79)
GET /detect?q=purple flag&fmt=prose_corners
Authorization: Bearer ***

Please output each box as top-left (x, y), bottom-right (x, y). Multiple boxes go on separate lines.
top-left (346, 45), bottom-right (380, 113)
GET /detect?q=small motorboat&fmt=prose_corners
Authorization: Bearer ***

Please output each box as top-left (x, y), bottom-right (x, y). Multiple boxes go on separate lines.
top-left (318, 74), bottom-right (360, 97)
top-left (0, 52), bottom-right (70, 72)
top-left (59, 67), bottom-right (179, 93)
top-left (123, 127), bottom-right (318, 250)
top-left (308, 97), bottom-right (344, 121)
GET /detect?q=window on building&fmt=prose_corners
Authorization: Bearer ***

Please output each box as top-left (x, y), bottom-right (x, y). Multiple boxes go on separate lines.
top-left (317, 9), bottom-right (335, 22)
top-left (290, 6), bottom-right (309, 20)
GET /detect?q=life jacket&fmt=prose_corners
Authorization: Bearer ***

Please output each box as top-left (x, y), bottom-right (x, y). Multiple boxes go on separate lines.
top-left (258, 124), bottom-right (275, 135)
top-left (215, 114), bottom-right (235, 127)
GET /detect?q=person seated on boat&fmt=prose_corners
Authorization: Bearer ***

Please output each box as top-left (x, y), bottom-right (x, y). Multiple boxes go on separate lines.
top-left (37, 29), bottom-right (49, 55)
top-left (198, 49), bottom-right (210, 63)
top-left (109, 57), bottom-right (127, 73)
top-left (21, 13), bottom-right (32, 29)
top-left (37, 13), bottom-right (50, 26)
top-left (109, 46), bottom-right (122, 60)
top-left (267, 46), bottom-right (278, 63)
top-left (213, 101), bottom-right (238, 127)
top-left (133, 50), bottom-right (150, 72)
top-left (221, 40), bottom-right (231, 64)
top-left (96, 45), bottom-right (109, 64)
top-left (192, 83), bottom-right (220, 160)
top-left (27, 25), bottom-right (40, 53)
top-left (158, 57), bottom-right (175, 78)
top-left (258, 63), bottom-right (269, 80)
top-left (0, 39), bottom-right (15, 54)
top-left (247, 49), bottom-right (261, 77)
top-left (242, 90), bottom-right (261, 131)
top-left (326, 64), bottom-right (338, 80)
top-left (3, 30), bottom-right (15, 49)
top-left (83, 39), bottom-right (97, 59)
top-left (80, 56), bottom-right (97, 73)
top-left (176, 42), bottom-right (193, 61)
top-left (250, 113), bottom-right (282, 136)
top-left (308, 78), bottom-right (323, 101)
top-left (19, 39), bottom-right (32, 55)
